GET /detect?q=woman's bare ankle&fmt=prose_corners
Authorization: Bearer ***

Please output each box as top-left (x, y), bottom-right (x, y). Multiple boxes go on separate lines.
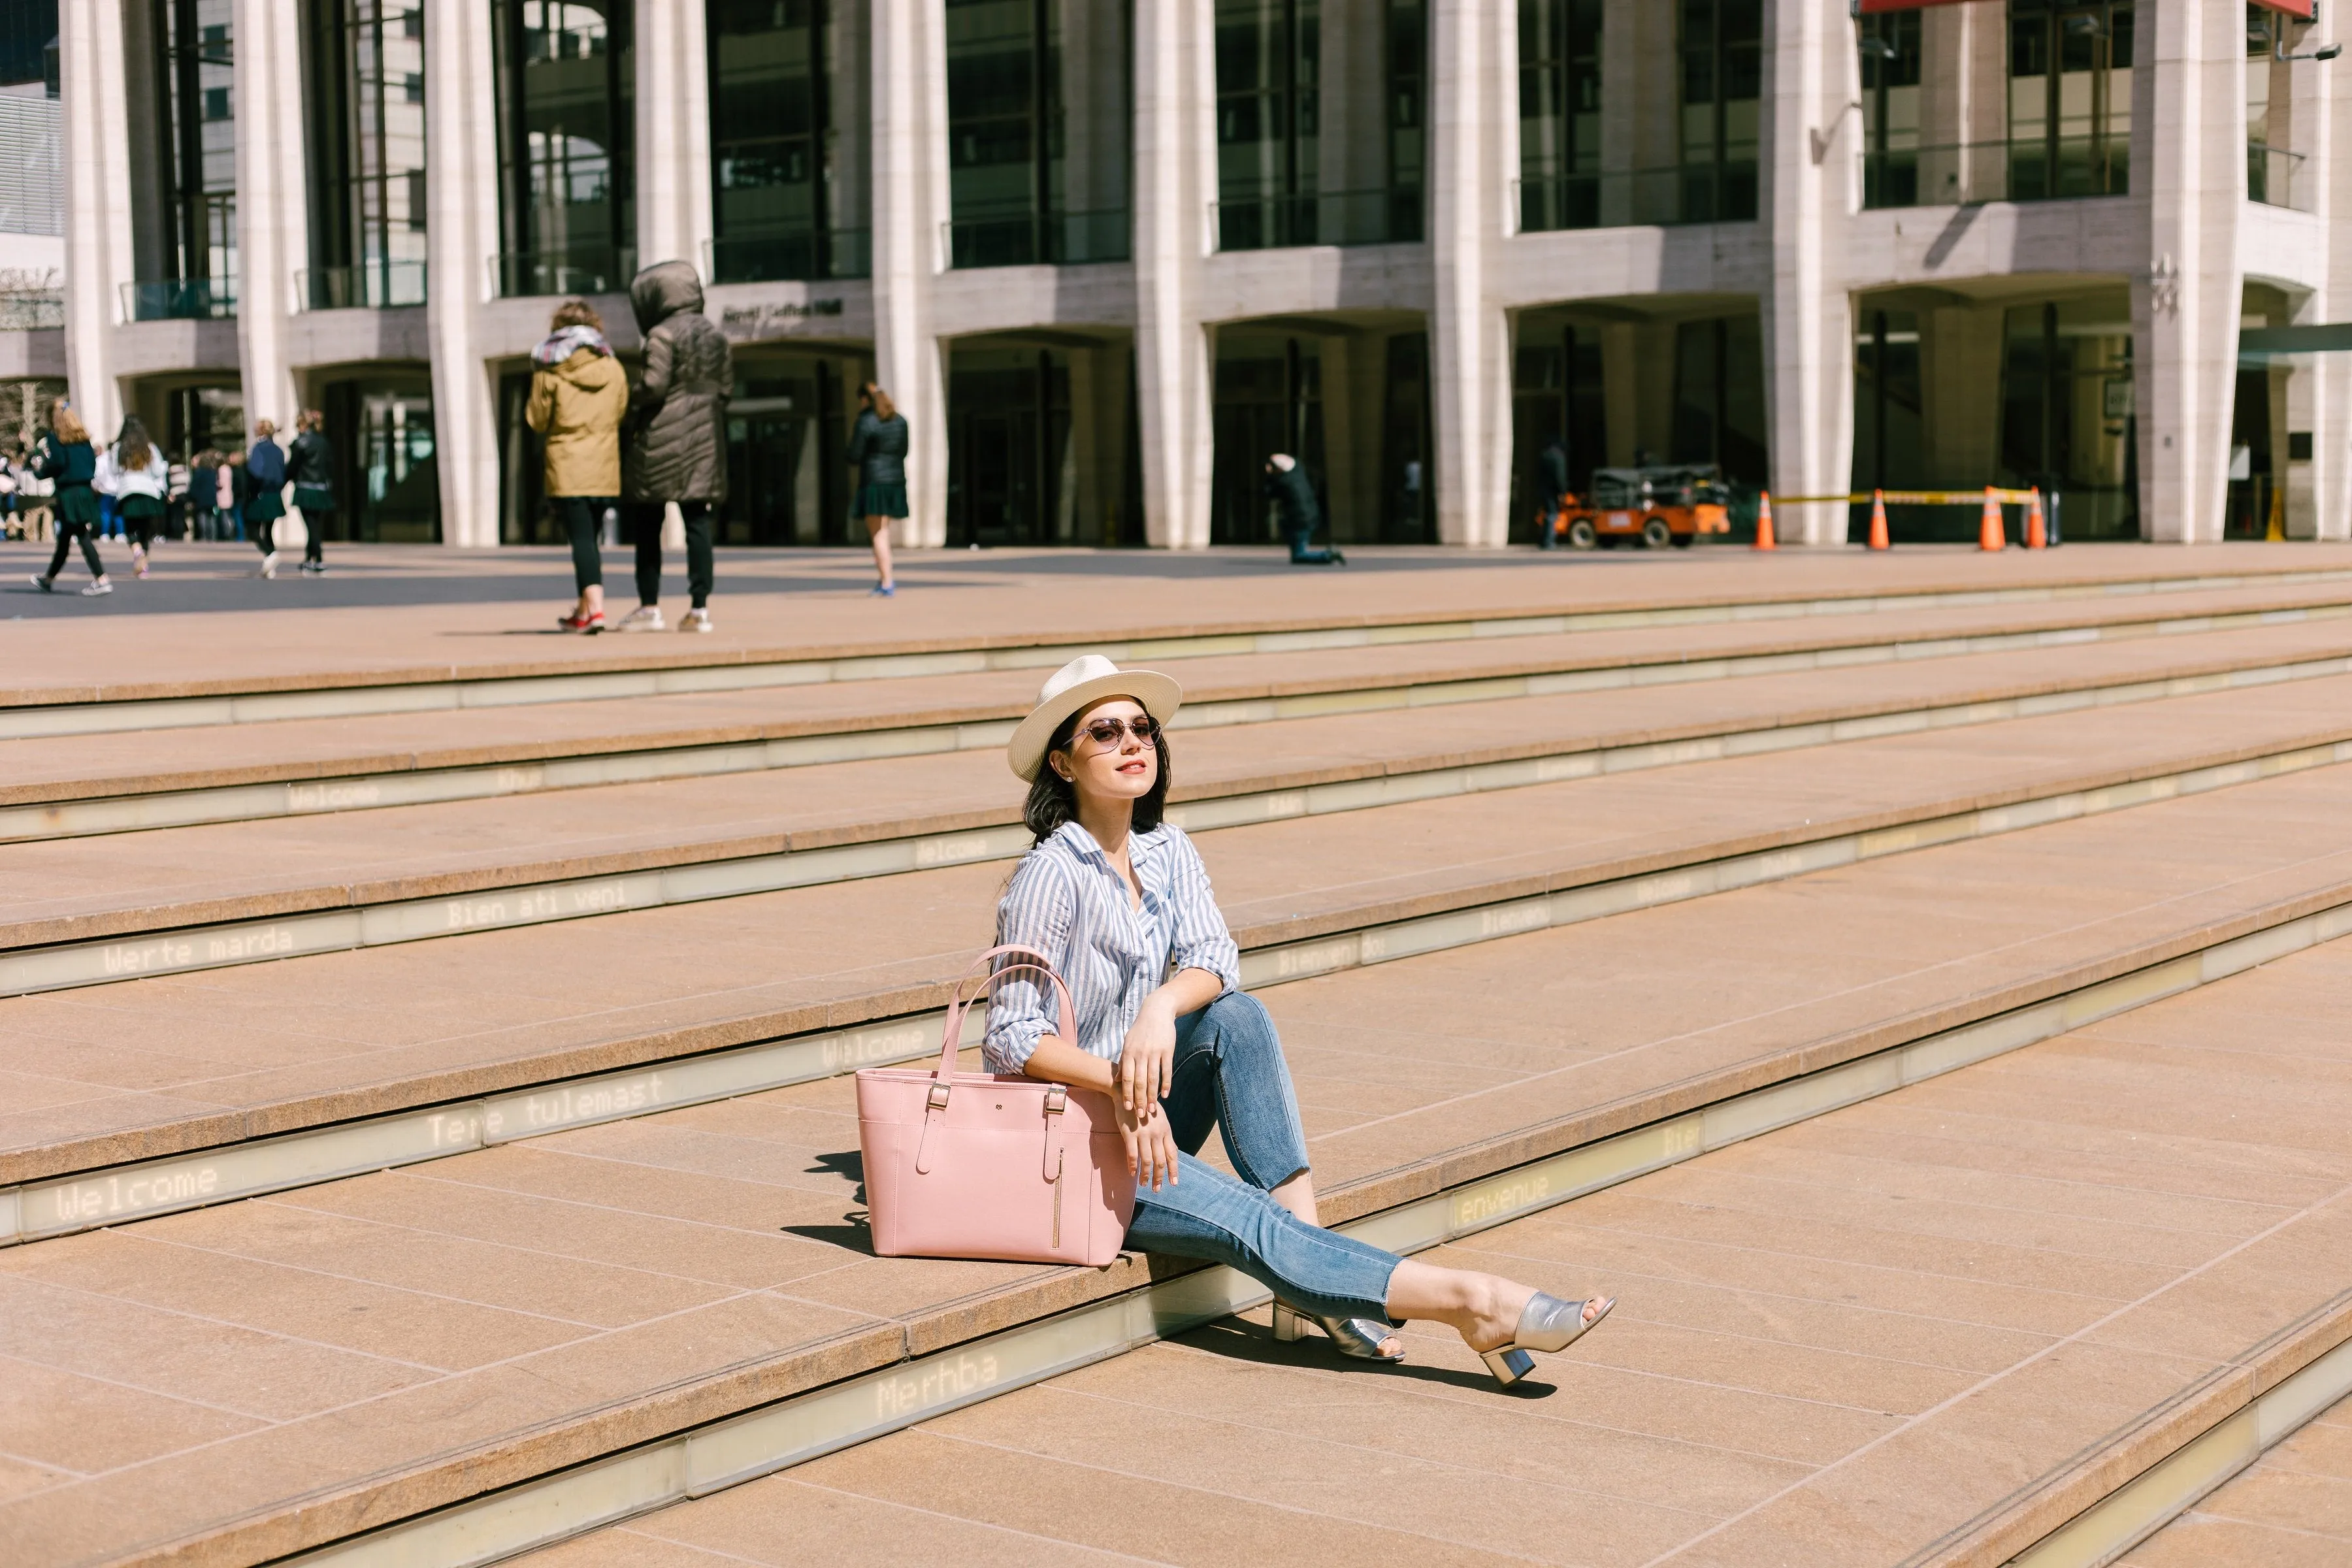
top-left (1462, 1275), bottom-right (1538, 1353)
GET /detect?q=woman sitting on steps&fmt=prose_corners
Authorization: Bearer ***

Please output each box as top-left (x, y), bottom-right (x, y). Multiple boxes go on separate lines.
top-left (985, 653), bottom-right (1614, 1385)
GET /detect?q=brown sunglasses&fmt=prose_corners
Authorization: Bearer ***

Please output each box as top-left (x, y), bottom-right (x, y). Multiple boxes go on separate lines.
top-left (1069, 715), bottom-right (1162, 748)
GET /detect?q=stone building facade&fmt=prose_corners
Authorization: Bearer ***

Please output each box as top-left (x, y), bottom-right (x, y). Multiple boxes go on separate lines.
top-left (35, 0), bottom-right (2352, 547)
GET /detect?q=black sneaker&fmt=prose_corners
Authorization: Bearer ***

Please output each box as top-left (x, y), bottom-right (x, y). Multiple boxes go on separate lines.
top-left (28, 574), bottom-right (50, 592)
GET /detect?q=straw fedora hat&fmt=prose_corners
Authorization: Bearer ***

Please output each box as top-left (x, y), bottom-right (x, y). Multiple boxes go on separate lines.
top-left (1007, 654), bottom-right (1184, 782)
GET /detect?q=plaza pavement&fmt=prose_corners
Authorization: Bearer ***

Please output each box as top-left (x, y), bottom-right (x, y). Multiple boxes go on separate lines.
top-left (3, 543), bottom-right (2351, 1566)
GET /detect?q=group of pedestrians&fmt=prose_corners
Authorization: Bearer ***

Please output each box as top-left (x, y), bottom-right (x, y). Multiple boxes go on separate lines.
top-left (523, 261), bottom-right (914, 631)
top-left (24, 399), bottom-right (336, 596)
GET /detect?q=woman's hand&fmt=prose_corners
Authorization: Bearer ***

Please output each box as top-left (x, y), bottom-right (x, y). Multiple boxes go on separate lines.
top-left (1117, 996), bottom-right (1177, 1118)
top-left (1118, 1094), bottom-right (1181, 1192)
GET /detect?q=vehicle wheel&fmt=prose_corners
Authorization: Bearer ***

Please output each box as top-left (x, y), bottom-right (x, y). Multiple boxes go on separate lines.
top-left (1670, 530), bottom-right (1696, 549)
top-left (1566, 518), bottom-right (1597, 550)
top-left (1641, 517), bottom-right (1673, 549)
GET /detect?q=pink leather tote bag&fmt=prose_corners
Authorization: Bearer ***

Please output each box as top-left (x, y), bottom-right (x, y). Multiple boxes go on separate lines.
top-left (857, 945), bottom-right (1136, 1266)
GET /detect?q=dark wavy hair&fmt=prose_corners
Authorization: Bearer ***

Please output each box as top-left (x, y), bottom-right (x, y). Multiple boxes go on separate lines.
top-left (1024, 705), bottom-right (1173, 844)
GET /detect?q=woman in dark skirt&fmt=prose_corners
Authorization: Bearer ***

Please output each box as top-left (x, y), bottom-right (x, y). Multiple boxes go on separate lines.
top-left (845, 381), bottom-right (909, 597)
top-left (28, 402), bottom-right (109, 596)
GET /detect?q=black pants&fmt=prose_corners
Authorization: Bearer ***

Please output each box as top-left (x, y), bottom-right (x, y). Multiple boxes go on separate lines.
top-left (251, 517), bottom-right (276, 557)
top-left (559, 497), bottom-right (613, 591)
top-left (46, 519), bottom-right (105, 581)
top-left (123, 499), bottom-right (163, 551)
top-left (302, 506), bottom-right (329, 563)
top-left (629, 501), bottom-right (713, 608)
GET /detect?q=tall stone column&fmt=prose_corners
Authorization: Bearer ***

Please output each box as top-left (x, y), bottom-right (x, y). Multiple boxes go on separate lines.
top-left (2136, 4), bottom-right (2244, 542)
top-left (1761, 0), bottom-right (1855, 545)
top-left (233, 0), bottom-right (308, 438)
top-left (1132, 0), bottom-right (1213, 548)
top-left (59, 0), bottom-right (137, 436)
top-left (870, 0), bottom-right (947, 547)
top-left (636, 0), bottom-right (714, 278)
top-left (425, 0), bottom-right (506, 547)
top-left (1428, 0), bottom-right (1509, 546)
top-left (2294, 11), bottom-right (2346, 539)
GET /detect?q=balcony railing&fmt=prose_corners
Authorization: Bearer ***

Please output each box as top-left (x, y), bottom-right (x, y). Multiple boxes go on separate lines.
top-left (707, 228), bottom-right (872, 284)
top-left (122, 278), bottom-right (237, 321)
top-left (1211, 187), bottom-right (1422, 252)
top-left (299, 259), bottom-right (427, 310)
top-left (1861, 135), bottom-right (2130, 210)
top-left (1514, 163), bottom-right (1758, 232)
top-left (943, 208), bottom-right (1130, 269)
top-left (0, 293), bottom-right (63, 329)
top-left (493, 245), bottom-right (636, 299)
top-left (2248, 142), bottom-right (2308, 210)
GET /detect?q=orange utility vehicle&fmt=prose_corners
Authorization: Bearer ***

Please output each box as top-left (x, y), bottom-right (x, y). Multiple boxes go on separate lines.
top-left (1552, 464), bottom-right (1734, 549)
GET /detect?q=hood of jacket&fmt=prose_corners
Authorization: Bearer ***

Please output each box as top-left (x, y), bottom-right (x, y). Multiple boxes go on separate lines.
top-left (545, 344), bottom-right (624, 391)
top-left (630, 261), bottom-right (704, 335)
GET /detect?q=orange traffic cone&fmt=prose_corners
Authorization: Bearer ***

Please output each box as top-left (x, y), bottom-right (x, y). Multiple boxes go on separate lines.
top-left (1753, 491), bottom-right (1776, 551)
top-left (1868, 489), bottom-right (1889, 551)
top-left (1978, 487), bottom-right (2006, 551)
top-left (2025, 488), bottom-right (2046, 549)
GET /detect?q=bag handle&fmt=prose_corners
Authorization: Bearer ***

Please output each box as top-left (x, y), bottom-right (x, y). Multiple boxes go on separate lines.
top-left (936, 943), bottom-right (1077, 1083)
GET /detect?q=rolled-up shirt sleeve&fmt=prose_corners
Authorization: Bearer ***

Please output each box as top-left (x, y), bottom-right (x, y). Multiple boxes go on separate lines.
top-left (1162, 827), bottom-right (1241, 996)
top-left (984, 853), bottom-right (1074, 1075)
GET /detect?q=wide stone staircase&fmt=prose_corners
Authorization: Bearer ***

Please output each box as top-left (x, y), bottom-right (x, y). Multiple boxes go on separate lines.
top-left (7, 547), bottom-right (2352, 1568)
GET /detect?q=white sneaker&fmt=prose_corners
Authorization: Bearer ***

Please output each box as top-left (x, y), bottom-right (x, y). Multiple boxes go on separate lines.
top-left (679, 607), bottom-right (713, 633)
top-left (615, 605), bottom-right (666, 632)
top-left (259, 552), bottom-right (278, 579)
top-left (80, 579), bottom-right (112, 596)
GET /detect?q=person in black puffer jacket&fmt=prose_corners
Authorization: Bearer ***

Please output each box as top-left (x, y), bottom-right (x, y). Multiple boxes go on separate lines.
top-left (286, 410), bottom-right (336, 574)
top-left (29, 401), bottom-right (109, 595)
top-left (617, 260), bottom-right (732, 633)
top-left (847, 382), bottom-right (908, 596)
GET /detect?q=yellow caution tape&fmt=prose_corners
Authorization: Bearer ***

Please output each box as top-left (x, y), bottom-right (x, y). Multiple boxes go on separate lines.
top-left (1771, 490), bottom-right (2040, 506)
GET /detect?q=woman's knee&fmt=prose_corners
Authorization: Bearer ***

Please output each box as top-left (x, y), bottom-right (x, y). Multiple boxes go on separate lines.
top-left (1203, 989), bottom-right (1279, 1053)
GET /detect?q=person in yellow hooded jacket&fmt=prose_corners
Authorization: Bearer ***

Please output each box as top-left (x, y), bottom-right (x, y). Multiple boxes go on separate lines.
top-left (526, 298), bottom-right (629, 632)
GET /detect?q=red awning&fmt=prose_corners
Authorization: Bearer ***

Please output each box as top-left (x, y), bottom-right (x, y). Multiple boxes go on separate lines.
top-left (1855, 0), bottom-right (1974, 13)
top-left (2251, 0), bottom-right (2315, 19)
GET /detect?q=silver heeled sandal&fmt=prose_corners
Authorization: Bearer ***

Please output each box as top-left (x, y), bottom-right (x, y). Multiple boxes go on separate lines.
top-left (1272, 1301), bottom-right (1405, 1362)
top-left (1479, 1292), bottom-right (1615, 1387)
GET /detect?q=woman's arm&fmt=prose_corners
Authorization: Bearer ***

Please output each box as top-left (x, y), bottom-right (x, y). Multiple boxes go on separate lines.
top-left (1022, 1031), bottom-right (1182, 1192)
top-left (1113, 966), bottom-right (1224, 1117)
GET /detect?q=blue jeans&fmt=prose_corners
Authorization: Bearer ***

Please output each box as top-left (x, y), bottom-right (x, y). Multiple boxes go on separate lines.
top-left (1286, 524), bottom-right (1340, 564)
top-left (1124, 991), bottom-right (1400, 1323)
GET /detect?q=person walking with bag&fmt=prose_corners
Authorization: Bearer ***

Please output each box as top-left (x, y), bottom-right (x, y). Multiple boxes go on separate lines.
top-left (973, 655), bottom-right (1614, 1384)
top-left (845, 382), bottom-right (907, 596)
top-left (27, 402), bottom-right (110, 596)
top-left (242, 419), bottom-right (287, 577)
top-left (286, 410), bottom-right (335, 574)
top-left (615, 261), bottom-right (729, 633)
top-left (1264, 453), bottom-right (1345, 565)
top-left (95, 416), bottom-right (169, 578)
top-left (525, 299), bottom-right (628, 632)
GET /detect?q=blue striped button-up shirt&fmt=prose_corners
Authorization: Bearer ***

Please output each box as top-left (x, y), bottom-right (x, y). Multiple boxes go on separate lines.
top-left (983, 821), bottom-right (1241, 1075)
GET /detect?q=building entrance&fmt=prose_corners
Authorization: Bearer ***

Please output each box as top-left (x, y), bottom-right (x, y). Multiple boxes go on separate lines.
top-left (1209, 315), bottom-right (1431, 546)
top-left (945, 333), bottom-right (1138, 547)
top-left (721, 351), bottom-right (866, 546)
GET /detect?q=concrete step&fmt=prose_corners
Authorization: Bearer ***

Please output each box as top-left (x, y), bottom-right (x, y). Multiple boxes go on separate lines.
top-left (486, 932), bottom-right (2352, 1568)
top-left (8, 683), bottom-right (2352, 1226)
top-left (8, 826), bottom-right (2349, 1568)
top-left (8, 570), bottom-right (2352, 750)
top-left (10, 652), bottom-right (2352, 976)
top-left (14, 606), bottom-right (2352, 847)
top-left (2115, 1387), bottom-right (2352, 1567)
top-left (12, 548), bottom-right (2350, 734)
